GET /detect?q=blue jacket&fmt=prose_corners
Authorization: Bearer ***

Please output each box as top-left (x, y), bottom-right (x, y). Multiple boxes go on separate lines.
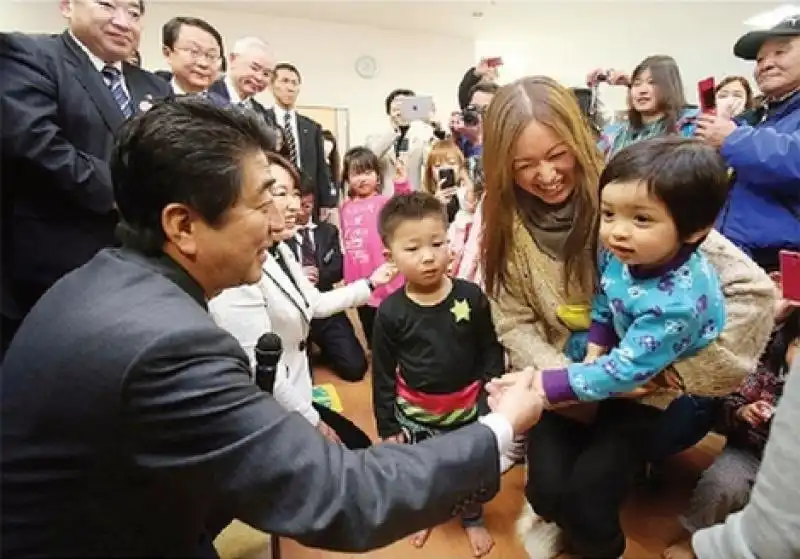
top-left (716, 92), bottom-right (800, 255)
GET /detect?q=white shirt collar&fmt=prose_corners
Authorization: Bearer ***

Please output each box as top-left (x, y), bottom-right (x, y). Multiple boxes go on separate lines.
top-left (171, 78), bottom-right (186, 95)
top-left (224, 75), bottom-right (244, 104)
top-left (69, 30), bottom-right (122, 74)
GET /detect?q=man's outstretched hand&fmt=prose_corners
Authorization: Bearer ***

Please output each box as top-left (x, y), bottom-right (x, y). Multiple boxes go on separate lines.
top-left (486, 368), bottom-right (544, 436)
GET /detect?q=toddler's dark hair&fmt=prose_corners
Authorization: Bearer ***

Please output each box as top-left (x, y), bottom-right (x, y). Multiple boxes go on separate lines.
top-left (378, 192), bottom-right (447, 246)
top-left (341, 146), bottom-right (381, 196)
top-left (599, 137), bottom-right (730, 240)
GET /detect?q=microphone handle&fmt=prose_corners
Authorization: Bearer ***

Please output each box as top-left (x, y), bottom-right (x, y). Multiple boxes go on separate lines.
top-left (255, 364), bottom-right (277, 393)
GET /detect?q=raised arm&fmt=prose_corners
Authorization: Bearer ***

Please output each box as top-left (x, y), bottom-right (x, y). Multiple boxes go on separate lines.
top-left (722, 125), bottom-right (800, 191)
top-left (132, 326), bottom-right (501, 552)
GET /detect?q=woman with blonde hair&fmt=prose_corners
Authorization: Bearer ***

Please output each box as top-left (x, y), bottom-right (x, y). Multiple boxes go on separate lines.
top-left (480, 76), bottom-right (775, 558)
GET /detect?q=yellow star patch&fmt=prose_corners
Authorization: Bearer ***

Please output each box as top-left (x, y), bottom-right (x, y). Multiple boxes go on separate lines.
top-left (450, 298), bottom-right (471, 323)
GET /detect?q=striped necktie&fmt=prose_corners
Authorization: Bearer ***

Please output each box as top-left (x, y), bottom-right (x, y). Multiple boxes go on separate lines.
top-left (283, 111), bottom-right (299, 168)
top-left (102, 65), bottom-right (133, 119)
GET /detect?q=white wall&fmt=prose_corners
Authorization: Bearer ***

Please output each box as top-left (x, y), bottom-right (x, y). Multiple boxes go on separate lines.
top-left (1, 1), bottom-right (474, 145)
top-left (476, 1), bottom-right (760, 114)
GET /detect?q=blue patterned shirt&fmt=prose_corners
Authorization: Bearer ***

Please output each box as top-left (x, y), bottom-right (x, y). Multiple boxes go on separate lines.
top-left (542, 247), bottom-right (726, 403)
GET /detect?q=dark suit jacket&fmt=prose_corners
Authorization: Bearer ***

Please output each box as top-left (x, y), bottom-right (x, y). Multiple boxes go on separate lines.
top-left (266, 107), bottom-right (337, 208)
top-left (0, 31), bottom-right (171, 318)
top-left (208, 78), bottom-right (271, 122)
top-left (1, 247), bottom-right (501, 558)
top-left (313, 222), bottom-right (343, 291)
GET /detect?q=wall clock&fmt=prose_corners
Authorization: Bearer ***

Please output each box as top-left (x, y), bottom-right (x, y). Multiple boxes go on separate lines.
top-left (355, 55), bottom-right (379, 79)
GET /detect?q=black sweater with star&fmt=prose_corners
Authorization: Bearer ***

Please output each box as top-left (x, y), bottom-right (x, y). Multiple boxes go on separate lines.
top-left (371, 278), bottom-right (506, 438)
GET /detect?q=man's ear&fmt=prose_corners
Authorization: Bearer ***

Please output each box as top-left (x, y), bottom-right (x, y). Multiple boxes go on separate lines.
top-left (161, 203), bottom-right (199, 257)
top-left (59, 0), bottom-right (72, 18)
top-left (685, 226), bottom-right (712, 245)
top-left (162, 45), bottom-right (172, 59)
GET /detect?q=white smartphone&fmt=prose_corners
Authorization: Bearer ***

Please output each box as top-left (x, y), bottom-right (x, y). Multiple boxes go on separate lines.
top-left (399, 95), bottom-right (434, 123)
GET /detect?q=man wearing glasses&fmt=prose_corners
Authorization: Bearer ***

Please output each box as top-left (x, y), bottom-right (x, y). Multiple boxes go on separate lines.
top-left (160, 16), bottom-right (225, 102)
top-left (0, 0), bottom-right (170, 356)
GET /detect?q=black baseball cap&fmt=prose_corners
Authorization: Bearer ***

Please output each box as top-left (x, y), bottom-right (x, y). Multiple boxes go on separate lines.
top-left (734, 15), bottom-right (800, 60)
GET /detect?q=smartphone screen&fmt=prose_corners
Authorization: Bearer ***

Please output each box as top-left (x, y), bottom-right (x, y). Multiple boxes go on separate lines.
top-left (698, 77), bottom-right (716, 113)
top-left (780, 250), bottom-right (800, 302)
top-left (437, 168), bottom-right (456, 188)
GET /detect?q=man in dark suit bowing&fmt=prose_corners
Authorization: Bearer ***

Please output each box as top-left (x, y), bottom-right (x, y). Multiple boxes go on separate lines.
top-left (267, 63), bottom-right (338, 220)
top-left (208, 36), bottom-right (274, 121)
top-left (1, 98), bottom-right (544, 558)
top-left (0, 0), bottom-right (170, 355)
top-left (289, 184), bottom-right (368, 382)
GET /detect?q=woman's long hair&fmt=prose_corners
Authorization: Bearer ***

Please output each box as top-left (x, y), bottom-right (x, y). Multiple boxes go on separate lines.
top-left (627, 55), bottom-right (687, 132)
top-left (481, 76), bottom-right (604, 297)
top-left (322, 129), bottom-right (342, 185)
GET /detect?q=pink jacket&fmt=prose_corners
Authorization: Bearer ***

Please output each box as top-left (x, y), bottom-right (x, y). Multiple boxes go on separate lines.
top-left (449, 197), bottom-right (484, 288)
top-left (341, 194), bottom-right (404, 307)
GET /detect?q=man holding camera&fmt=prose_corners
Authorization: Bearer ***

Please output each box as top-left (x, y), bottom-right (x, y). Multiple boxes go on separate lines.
top-left (366, 88), bottom-right (444, 195)
top-left (450, 82), bottom-right (498, 184)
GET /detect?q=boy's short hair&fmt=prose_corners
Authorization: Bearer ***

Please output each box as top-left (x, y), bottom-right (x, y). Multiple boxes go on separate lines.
top-left (599, 137), bottom-right (730, 240)
top-left (378, 192), bottom-right (448, 246)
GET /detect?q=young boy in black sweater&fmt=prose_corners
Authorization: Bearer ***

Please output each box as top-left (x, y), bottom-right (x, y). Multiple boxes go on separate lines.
top-left (371, 192), bottom-right (505, 557)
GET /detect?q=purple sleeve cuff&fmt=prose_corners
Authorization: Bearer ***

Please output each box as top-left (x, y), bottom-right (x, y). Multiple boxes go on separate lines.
top-left (542, 368), bottom-right (577, 404)
top-left (588, 320), bottom-right (618, 348)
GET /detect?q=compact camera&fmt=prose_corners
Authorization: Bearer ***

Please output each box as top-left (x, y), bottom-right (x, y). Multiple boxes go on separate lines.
top-left (462, 104), bottom-right (484, 126)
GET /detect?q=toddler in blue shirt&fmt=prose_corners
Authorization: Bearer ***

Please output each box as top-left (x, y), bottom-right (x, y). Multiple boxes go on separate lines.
top-left (541, 137), bottom-right (732, 404)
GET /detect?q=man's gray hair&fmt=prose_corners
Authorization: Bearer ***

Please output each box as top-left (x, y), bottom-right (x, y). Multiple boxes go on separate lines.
top-left (231, 37), bottom-right (272, 56)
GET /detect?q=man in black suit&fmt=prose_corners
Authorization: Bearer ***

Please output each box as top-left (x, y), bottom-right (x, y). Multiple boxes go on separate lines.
top-left (289, 187), bottom-right (368, 382)
top-left (0, 0), bottom-right (170, 355)
top-left (208, 36), bottom-right (273, 122)
top-left (267, 63), bottom-right (338, 219)
top-left (0, 98), bottom-right (543, 558)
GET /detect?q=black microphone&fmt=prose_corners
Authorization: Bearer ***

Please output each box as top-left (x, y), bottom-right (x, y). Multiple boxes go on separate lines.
top-left (254, 332), bottom-right (283, 393)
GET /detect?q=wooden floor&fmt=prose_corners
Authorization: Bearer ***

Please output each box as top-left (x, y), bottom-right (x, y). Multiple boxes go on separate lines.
top-left (216, 365), bottom-right (723, 559)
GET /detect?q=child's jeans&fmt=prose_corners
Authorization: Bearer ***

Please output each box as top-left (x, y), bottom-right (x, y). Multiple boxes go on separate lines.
top-left (646, 395), bottom-right (719, 460)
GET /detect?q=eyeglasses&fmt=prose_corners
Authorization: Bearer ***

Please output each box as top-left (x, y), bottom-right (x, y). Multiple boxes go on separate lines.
top-left (176, 47), bottom-right (221, 63)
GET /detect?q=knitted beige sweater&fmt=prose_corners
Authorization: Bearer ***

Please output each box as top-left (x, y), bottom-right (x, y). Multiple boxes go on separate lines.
top-left (490, 216), bottom-right (776, 412)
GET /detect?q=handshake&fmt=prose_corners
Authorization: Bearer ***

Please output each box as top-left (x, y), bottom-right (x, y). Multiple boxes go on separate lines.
top-left (485, 367), bottom-right (551, 436)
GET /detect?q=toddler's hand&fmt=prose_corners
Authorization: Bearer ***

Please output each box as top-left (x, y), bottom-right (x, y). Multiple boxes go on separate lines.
top-left (737, 401), bottom-right (771, 427)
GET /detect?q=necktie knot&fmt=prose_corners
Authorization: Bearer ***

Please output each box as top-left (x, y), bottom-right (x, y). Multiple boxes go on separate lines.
top-left (102, 65), bottom-right (122, 81)
top-left (102, 65), bottom-right (133, 119)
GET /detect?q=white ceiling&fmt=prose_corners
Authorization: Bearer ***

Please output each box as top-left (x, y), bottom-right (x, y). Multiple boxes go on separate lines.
top-left (155, 0), bottom-right (783, 39)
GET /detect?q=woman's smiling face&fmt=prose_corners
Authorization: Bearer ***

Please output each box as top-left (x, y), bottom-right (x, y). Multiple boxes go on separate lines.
top-left (511, 119), bottom-right (576, 205)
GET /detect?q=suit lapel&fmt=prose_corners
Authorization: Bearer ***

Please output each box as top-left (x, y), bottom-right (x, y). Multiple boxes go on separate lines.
top-left (60, 32), bottom-right (123, 132)
top-left (123, 65), bottom-right (156, 115)
top-left (263, 245), bottom-right (310, 323)
top-left (297, 115), bottom-right (312, 161)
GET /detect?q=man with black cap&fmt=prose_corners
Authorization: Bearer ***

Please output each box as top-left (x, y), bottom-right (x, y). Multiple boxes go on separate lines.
top-left (695, 15), bottom-right (800, 271)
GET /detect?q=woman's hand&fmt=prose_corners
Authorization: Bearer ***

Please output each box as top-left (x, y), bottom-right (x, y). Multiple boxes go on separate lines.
top-left (369, 262), bottom-right (398, 287)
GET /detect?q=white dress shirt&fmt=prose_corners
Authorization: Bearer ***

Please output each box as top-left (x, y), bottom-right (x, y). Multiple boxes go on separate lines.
top-left (273, 104), bottom-right (302, 168)
top-left (69, 31), bottom-right (130, 100)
